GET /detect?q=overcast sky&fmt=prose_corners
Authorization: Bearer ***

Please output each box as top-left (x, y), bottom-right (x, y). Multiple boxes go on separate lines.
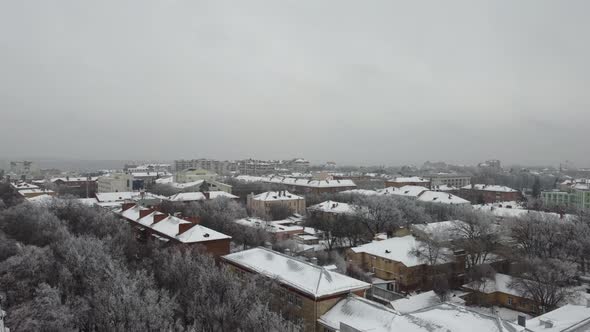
top-left (1, 1), bottom-right (588, 166)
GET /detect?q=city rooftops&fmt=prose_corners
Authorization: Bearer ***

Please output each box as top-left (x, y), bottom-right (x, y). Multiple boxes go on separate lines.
top-left (387, 176), bottom-right (430, 183)
top-left (222, 247), bottom-right (370, 299)
top-left (462, 184), bottom-right (519, 193)
top-left (307, 200), bottom-right (357, 215)
top-left (525, 303), bottom-right (590, 332)
top-left (416, 191), bottom-right (470, 205)
top-left (251, 191), bottom-right (303, 201)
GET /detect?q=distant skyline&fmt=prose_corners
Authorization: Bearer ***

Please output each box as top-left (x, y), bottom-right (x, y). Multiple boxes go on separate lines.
top-left (1, 1), bottom-right (589, 167)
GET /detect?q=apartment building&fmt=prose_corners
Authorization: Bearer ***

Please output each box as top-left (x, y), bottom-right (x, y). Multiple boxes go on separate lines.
top-left (222, 247), bottom-right (370, 332)
top-left (246, 191), bottom-right (306, 220)
top-left (347, 235), bottom-right (465, 293)
top-left (175, 168), bottom-right (218, 183)
top-left (97, 173), bottom-right (133, 193)
top-left (174, 159), bottom-right (237, 174)
top-left (426, 173), bottom-right (471, 188)
top-left (8, 160), bottom-right (40, 179)
top-left (50, 176), bottom-right (99, 197)
top-left (385, 176), bottom-right (431, 188)
top-left (459, 184), bottom-right (522, 204)
top-left (118, 203), bottom-right (231, 257)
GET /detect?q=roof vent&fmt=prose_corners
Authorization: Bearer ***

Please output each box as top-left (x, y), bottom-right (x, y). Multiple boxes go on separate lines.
top-left (203, 233), bottom-right (210, 238)
top-left (385, 250), bottom-right (391, 254)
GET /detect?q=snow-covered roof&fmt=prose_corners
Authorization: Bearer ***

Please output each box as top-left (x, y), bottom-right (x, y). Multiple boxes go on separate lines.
top-left (387, 177), bottom-right (430, 183)
top-left (235, 175), bottom-right (357, 189)
top-left (308, 200), bottom-right (356, 215)
top-left (340, 189), bottom-right (380, 196)
top-left (408, 303), bottom-right (524, 332)
top-left (389, 185), bottom-right (429, 198)
top-left (11, 182), bottom-right (39, 190)
top-left (18, 189), bottom-right (55, 196)
top-left (155, 176), bottom-right (174, 184)
top-left (319, 295), bottom-right (522, 332)
top-left (473, 205), bottom-right (573, 221)
top-left (233, 216), bottom-right (304, 234)
top-left (170, 180), bottom-right (204, 189)
top-left (251, 191), bottom-right (303, 201)
top-left (390, 290), bottom-right (466, 314)
top-left (168, 192), bottom-right (207, 202)
top-left (26, 194), bottom-right (56, 205)
top-left (118, 205), bottom-right (231, 244)
top-left (377, 187), bottom-right (401, 195)
top-left (411, 220), bottom-right (468, 240)
top-left (51, 177), bottom-right (98, 183)
top-left (208, 191), bottom-right (238, 199)
top-left (350, 235), bottom-right (453, 267)
top-left (525, 304), bottom-right (590, 332)
top-left (431, 184), bottom-right (458, 191)
top-left (416, 191), bottom-right (470, 205)
top-left (223, 247), bottom-right (370, 299)
top-left (96, 192), bottom-right (135, 202)
top-left (462, 273), bottom-right (528, 298)
top-left (462, 184), bottom-right (519, 193)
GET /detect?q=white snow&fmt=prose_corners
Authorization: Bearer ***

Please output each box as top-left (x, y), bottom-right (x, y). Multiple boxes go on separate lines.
top-left (462, 184), bottom-right (519, 193)
top-left (462, 273), bottom-right (529, 299)
top-left (235, 175), bottom-right (357, 189)
top-left (390, 290), bottom-right (466, 314)
top-left (251, 191), bottom-right (303, 201)
top-left (387, 177), bottom-right (430, 183)
top-left (416, 191), bottom-right (470, 205)
top-left (307, 200), bottom-right (356, 215)
top-left (525, 304), bottom-right (590, 332)
top-left (350, 235), bottom-right (454, 267)
top-left (222, 247), bottom-right (370, 299)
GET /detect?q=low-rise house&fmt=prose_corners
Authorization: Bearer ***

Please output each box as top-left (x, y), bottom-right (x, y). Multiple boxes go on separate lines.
top-left (118, 203), bottom-right (231, 257)
top-left (319, 294), bottom-right (523, 332)
top-left (222, 247), bottom-right (371, 332)
top-left (235, 175), bottom-right (357, 194)
top-left (385, 176), bottom-right (431, 188)
top-left (459, 184), bottom-right (522, 204)
top-left (462, 273), bottom-right (540, 314)
top-left (233, 215), bottom-right (306, 240)
top-left (347, 235), bottom-right (464, 292)
top-left (524, 302), bottom-right (590, 331)
top-left (247, 190), bottom-right (306, 220)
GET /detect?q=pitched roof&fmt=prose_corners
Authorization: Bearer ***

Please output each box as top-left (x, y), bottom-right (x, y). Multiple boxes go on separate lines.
top-left (416, 191), bottom-right (470, 205)
top-left (222, 247), bottom-right (370, 299)
top-left (462, 273), bottom-right (528, 298)
top-left (307, 200), bottom-right (356, 215)
top-left (350, 235), bottom-right (453, 267)
top-left (252, 191), bottom-right (303, 201)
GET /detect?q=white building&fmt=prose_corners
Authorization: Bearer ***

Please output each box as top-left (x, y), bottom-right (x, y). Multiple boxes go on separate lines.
top-left (97, 173), bottom-right (132, 193)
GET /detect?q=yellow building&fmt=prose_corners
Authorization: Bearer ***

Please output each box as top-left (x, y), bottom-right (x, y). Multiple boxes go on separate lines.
top-left (246, 191), bottom-right (306, 220)
top-left (222, 247), bottom-right (370, 332)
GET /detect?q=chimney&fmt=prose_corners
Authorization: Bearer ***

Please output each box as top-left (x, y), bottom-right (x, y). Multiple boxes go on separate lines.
top-left (139, 208), bottom-right (155, 219)
top-left (121, 202), bottom-right (136, 212)
top-left (310, 257), bottom-right (318, 265)
top-left (517, 315), bottom-right (526, 327)
top-left (203, 192), bottom-right (210, 200)
top-left (264, 242), bottom-right (272, 249)
top-left (152, 213), bottom-right (167, 224)
top-left (284, 249), bottom-right (291, 256)
top-left (178, 222), bottom-right (196, 235)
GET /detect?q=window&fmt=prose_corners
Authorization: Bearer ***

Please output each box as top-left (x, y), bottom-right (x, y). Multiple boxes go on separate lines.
top-left (507, 297), bottom-right (513, 306)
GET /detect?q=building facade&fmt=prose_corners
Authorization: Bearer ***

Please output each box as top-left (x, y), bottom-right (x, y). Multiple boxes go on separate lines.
top-left (459, 184), bottom-right (522, 204)
top-left (426, 173), bottom-right (471, 188)
top-left (247, 191), bottom-right (306, 220)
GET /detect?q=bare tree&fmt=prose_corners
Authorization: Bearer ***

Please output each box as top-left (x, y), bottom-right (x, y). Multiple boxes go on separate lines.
top-left (509, 258), bottom-right (577, 313)
top-left (353, 196), bottom-right (402, 236)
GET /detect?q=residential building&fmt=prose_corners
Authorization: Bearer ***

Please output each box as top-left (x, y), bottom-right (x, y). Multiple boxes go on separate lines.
top-left (97, 173), bottom-right (133, 192)
top-left (18, 188), bottom-right (56, 199)
top-left (50, 176), bottom-right (99, 198)
top-left (461, 273), bottom-right (540, 314)
top-left (319, 295), bottom-right (523, 332)
top-left (478, 159), bottom-right (502, 170)
top-left (8, 160), bottom-right (40, 180)
top-left (247, 191), bottom-right (306, 220)
top-left (233, 215), bottom-right (306, 240)
top-left (307, 200), bottom-right (357, 220)
top-left (426, 173), bottom-right (471, 188)
top-left (347, 235), bottom-right (465, 292)
top-left (175, 168), bottom-right (218, 183)
top-left (238, 159), bottom-right (279, 175)
top-left (377, 186), bottom-right (470, 205)
top-left (542, 183), bottom-right (590, 210)
top-left (385, 176), bottom-right (431, 188)
top-left (222, 247), bottom-right (371, 332)
top-left (524, 303), bottom-right (590, 331)
top-left (236, 175), bottom-right (357, 194)
top-left (118, 203), bottom-right (231, 257)
top-left (174, 159), bottom-right (238, 174)
top-left (167, 191), bottom-right (238, 203)
top-left (459, 184), bottom-right (522, 204)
